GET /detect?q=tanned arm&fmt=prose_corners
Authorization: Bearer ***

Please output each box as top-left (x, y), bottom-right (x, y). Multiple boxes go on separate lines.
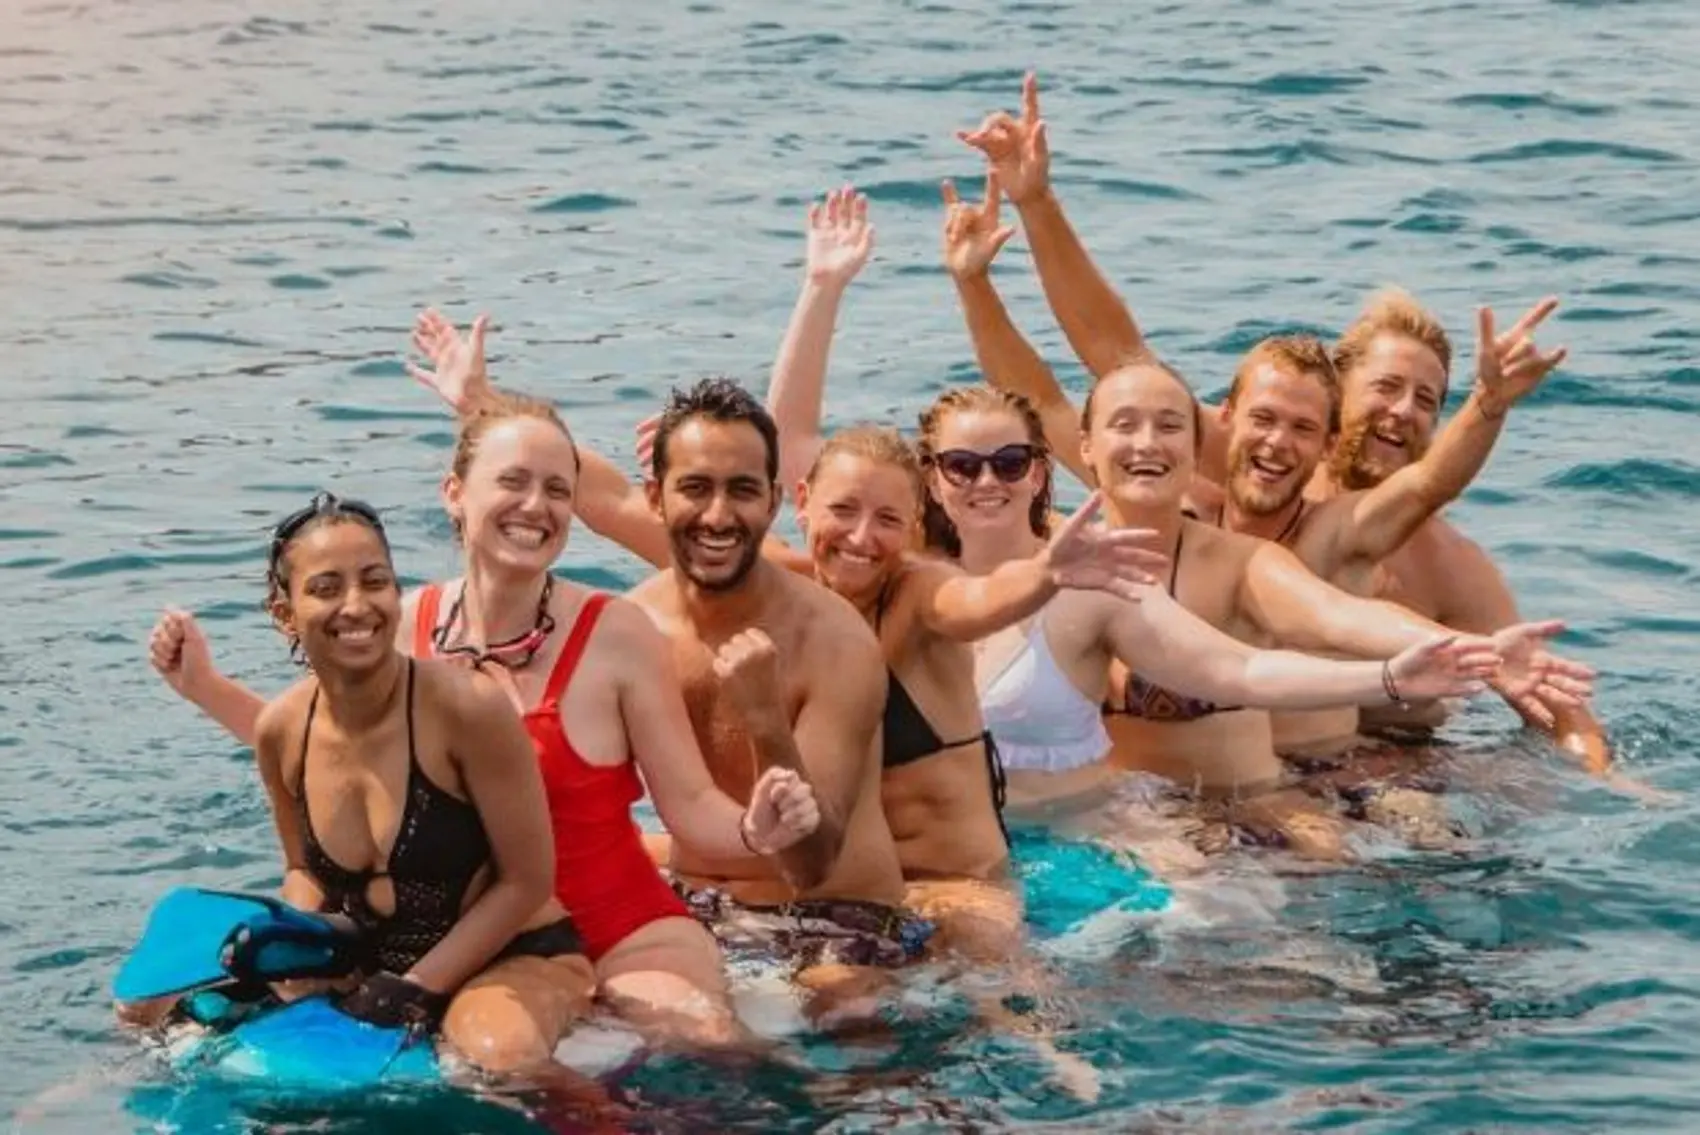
top-left (404, 671), bottom-right (555, 995)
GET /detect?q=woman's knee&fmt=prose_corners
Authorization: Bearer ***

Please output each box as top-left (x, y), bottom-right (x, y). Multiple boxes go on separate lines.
top-left (442, 956), bottom-right (595, 1074)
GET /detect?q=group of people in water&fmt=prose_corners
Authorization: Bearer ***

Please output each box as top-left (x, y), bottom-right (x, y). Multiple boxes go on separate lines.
top-left (124, 73), bottom-right (1607, 1091)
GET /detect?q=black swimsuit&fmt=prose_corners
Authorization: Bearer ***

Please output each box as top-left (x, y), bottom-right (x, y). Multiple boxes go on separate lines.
top-left (297, 659), bottom-right (581, 973)
top-left (872, 580), bottom-right (1009, 844)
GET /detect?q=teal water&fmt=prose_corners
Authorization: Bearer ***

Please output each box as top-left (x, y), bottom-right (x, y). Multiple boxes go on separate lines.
top-left (4, 0), bottom-right (1699, 1128)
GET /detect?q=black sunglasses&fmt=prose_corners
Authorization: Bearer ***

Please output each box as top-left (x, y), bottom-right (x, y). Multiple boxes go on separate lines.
top-left (268, 492), bottom-right (387, 572)
top-left (929, 444), bottom-right (1038, 487)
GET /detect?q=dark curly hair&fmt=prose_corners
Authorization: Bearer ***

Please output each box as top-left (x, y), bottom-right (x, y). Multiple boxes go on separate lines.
top-left (649, 376), bottom-right (780, 485)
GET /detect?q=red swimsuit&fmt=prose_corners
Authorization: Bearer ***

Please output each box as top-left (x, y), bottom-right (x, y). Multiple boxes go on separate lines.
top-left (413, 585), bottom-right (689, 960)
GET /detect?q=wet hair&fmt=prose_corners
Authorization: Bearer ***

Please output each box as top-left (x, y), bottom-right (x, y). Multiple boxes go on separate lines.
top-left (1225, 334), bottom-right (1343, 434)
top-left (1331, 287), bottom-right (1453, 400)
top-left (916, 387), bottom-right (1053, 558)
top-left (1080, 356), bottom-right (1205, 452)
top-left (805, 424), bottom-right (926, 510)
top-left (447, 390), bottom-right (581, 542)
top-left (263, 492), bottom-right (392, 667)
top-left (650, 376), bottom-right (780, 484)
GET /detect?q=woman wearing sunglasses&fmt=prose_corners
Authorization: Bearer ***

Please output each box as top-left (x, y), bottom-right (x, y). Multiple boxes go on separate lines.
top-left (187, 492), bottom-right (585, 1070)
top-left (150, 398), bottom-right (824, 1057)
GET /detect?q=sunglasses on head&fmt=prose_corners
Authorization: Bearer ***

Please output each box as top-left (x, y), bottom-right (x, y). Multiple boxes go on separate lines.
top-left (268, 492), bottom-right (387, 572)
top-left (929, 444), bottom-right (1038, 487)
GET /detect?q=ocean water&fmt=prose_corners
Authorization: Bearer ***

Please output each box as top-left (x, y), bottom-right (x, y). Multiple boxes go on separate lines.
top-left (4, 0), bottom-right (1699, 1129)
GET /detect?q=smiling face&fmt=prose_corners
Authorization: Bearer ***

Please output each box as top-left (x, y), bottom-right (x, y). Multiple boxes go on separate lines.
top-left (649, 416), bottom-right (779, 592)
top-left (798, 450), bottom-right (919, 602)
top-left (924, 405), bottom-right (1048, 546)
top-left (1224, 358), bottom-right (1334, 517)
top-left (444, 415), bottom-right (578, 578)
top-left (270, 518), bottom-right (401, 675)
top-left (1332, 332), bottom-right (1447, 489)
top-left (1081, 363), bottom-right (1197, 515)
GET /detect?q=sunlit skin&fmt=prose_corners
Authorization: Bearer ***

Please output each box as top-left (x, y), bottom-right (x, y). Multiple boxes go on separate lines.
top-left (1321, 333), bottom-right (1445, 494)
top-left (797, 454), bottom-right (918, 609)
top-left (1222, 361), bottom-right (1333, 524)
top-left (796, 448), bottom-right (1017, 916)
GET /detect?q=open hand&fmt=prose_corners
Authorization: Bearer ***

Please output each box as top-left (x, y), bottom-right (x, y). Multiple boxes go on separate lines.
top-left (941, 171), bottom-right (1017, 280)
top-left (1488, 619), bottom-right (1596, 706)
top-left (1474, 297), bottom-right (1567, 417)
top-left (806, 186), bottom-right (875, 289)
top-left (149, 607), bottom-right (217, 700)
top-left (741, 767), bottom-right (820, 854)
top-left (955, 71), bottom-right (1052, 205)
top-left (1386, 634), bottom-right (1499, 702)
top-left (1043, 491), bottom-right (1168, 601)
top-left (407, 309), bottom-right (494, 415)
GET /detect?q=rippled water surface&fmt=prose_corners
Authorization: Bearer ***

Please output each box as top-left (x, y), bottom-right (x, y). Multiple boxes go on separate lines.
top-left (4, 0), bottom-right (1699, 1130)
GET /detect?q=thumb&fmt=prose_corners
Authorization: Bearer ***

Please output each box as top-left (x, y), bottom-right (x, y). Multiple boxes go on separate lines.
top-left (990, 225), bottom-right (1017, 255)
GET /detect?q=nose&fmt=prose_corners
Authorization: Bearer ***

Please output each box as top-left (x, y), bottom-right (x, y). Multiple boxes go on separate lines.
top-left (339, 586), bottom-right (373, 619)
top-left (848, 514), bottom-right (879, 545)
top-left (1385, 389), bottom-right (1418, 423)
top-left (699, 491), bottom-right (736, 529)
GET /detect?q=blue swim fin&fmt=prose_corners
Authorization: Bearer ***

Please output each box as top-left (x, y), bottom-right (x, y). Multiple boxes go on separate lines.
top-left (208, 995), bottom-right (440, 1089)
top-left (113, 887), bottom-right (365, 1003)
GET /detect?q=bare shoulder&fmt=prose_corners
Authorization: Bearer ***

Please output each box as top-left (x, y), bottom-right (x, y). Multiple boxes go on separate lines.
top-left (623, 569), bottom-right (677, 624)
top-left (780, 568), bottom-right (882, 666)
top-left (412, 655), bottom-right (511, 730)
top-left (583, 591), bottom-right (667, 656)
top-left (255, 676), bottom-right (315, 738)
top-left (1189, 516), bottom-right (1261, 568)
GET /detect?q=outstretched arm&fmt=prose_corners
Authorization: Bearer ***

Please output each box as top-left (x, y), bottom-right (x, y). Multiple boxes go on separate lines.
top-left (1438, 532), bottom-right (1613, 773)
top-left (906, 491), bottom-right (1166, 641)
top-left (1100, 589), bottom-right (1495, 710)
top-left (764, 186), bottom-right (875, 502)
top-left (1239, 540), bottom-right (1593, 714)
top-left (941, 173), bottom-right (1092, 485)
top-left (1334, 299), bottom-right (1567, 570)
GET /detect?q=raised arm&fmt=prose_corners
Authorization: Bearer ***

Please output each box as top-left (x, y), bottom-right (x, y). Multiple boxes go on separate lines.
top-left (907, 491), bottom-right (1166, 641)
top-left (711, 624), bottom-right (882, 891)
top-left (764, 186), bottom-right (875, 502)
top-left (957, 73), bottom-right (1144, 378)
top-left (941, 172), bottom-right (1092, 485)
top-left (610, 601), bottom-right (818, 860)
top-left (1100, 588), bottom-right (1495, 710)
top-left (149, 608), bottom-right (267, 747)
top-left (404, 672), bottom-right (556, 997)
top-left (1332, 298), bottom-right (1567, 570)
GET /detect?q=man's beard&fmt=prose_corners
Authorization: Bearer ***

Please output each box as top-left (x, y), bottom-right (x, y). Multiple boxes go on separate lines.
top-left (1329, 412), bottom-right (1429, 490)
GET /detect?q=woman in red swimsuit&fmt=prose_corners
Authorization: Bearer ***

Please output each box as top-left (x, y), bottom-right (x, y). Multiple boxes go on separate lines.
top-left (148, 393), bottom-right (820, 1053)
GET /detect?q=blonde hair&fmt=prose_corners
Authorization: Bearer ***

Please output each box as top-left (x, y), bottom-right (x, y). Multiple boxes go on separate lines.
top-left (916, 387), bottom-right (1053, 557)
top-left (447, 390), bottom-right (579, 541)
top-left (1332, 288), bottom-right (1452, 388)
top-left (1226, 334), bottom-right (1342, 433)
top-left (805, 425), bottom-right (925, 505)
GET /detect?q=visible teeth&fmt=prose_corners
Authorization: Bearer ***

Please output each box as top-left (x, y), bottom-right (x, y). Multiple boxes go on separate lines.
top-left (1123, 463), bottom-right (1167, 477)
top-left (1373, 430), bottom-right (1405, 447)
top-left (839, 550), bottom-right (876, 564)
top-left (336, 627), bottom-right (376, 641)
top-left (695, 533), bottom-right (738, 551)
top-left (967, 498), bottom-right (1006, 511)
top-left (1250, 456), bottom-right (1291, 476)
top-left (500, 523), bottom-right (548, 549)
